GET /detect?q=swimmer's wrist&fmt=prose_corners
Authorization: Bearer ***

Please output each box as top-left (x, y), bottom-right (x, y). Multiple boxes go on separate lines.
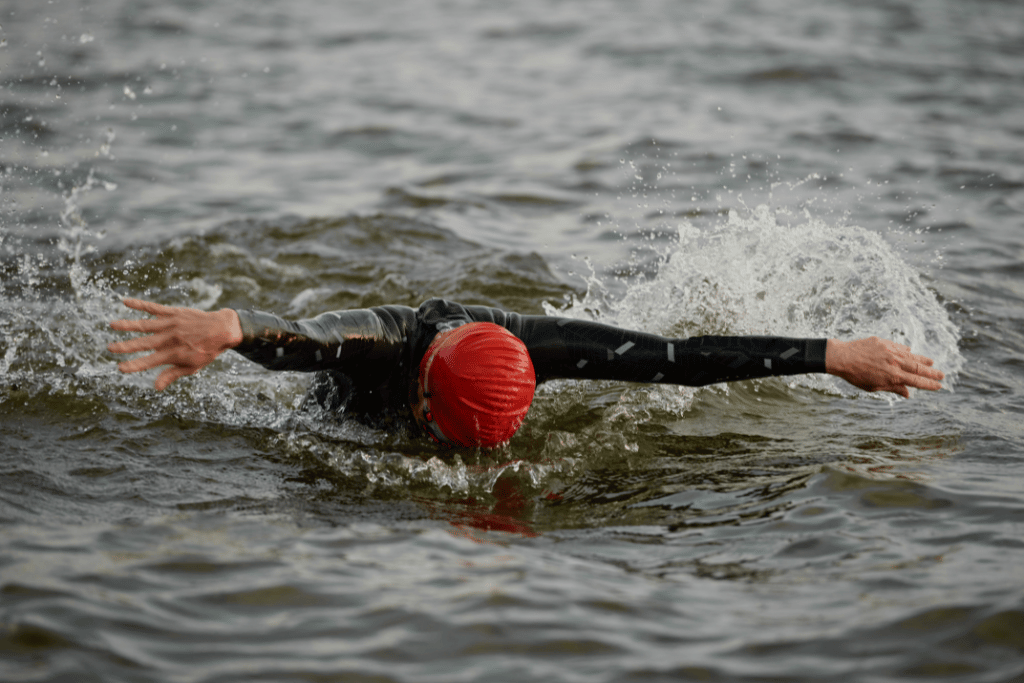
top-left (824, 338), bottom-right (846, 376)
top-left (217, 308), bottom-right (243, 349)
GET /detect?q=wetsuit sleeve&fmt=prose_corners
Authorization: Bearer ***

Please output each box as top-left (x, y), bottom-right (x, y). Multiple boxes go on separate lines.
top-left (232, 308), bottom-right (406, 373)
top-left (514, 316), bottom-right (827, 386)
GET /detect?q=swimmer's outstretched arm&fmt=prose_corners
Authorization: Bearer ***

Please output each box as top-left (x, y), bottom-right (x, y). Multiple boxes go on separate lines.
top-left (525, 316), bottom-right (944, 398)
top-left (108, 298), bottom-right (403, 390)
top-left (108, 298), bottom-right (242, 390)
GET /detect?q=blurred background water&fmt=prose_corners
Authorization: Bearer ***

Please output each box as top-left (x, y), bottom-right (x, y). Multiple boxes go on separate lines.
top-left (2, 0), bottom-right (1024, 681)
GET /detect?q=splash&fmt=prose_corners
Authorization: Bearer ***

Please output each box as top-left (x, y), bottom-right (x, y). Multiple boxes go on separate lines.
top-left (547, 204), bottom-right (963, 403)
top-left (2, 183), bottom-right (108, 375)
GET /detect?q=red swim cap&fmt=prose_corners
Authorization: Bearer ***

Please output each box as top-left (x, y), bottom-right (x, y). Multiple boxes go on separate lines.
top-left (419, 322), bottom-right (536, 448)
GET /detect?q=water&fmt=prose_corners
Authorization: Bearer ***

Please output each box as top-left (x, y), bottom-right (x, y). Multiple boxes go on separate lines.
top-left (3, 0), bottom-right (1024, 681)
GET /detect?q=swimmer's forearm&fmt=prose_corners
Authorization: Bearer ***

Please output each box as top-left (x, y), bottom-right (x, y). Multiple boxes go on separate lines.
top-left (232, 308), bottom-right (401, 372)
top-left (522, 315), bottom-right (827, 385)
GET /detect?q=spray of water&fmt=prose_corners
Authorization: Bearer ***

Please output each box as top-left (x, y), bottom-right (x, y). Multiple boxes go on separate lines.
top-left (546, 203), bottom-right (962, 409)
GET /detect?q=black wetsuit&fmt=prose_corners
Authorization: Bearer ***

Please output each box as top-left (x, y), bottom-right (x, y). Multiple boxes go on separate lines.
top-left (233, 298), bottom-right (827, 432)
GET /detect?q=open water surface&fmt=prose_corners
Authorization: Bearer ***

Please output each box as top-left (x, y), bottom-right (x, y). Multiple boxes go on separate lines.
top-left (2, 0), bottom-right (1024, 681)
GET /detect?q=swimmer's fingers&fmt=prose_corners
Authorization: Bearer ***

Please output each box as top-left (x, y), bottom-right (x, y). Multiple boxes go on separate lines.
top-left (120, 298), bottom-right (179, 317)
top-left (885, 340), bottom-right (944, 384)
top-left (115, 348), bottom-right (176, 375)
top-left (885, 339), bottom-right (933, 367)
top-left (115, 350), bottom-right (197, 391)
top-left (913, 351), bottom-right (936, 368)
top-left (154, 365), bottom-right (199, 392)
top-left (109, 317), bottom-right (174, 334)
top-left (110, 299), bottom-right (181, 333)
top-left (107, 332), bottom-right (169, 355)
top-left (896, 351), bottom-right (945, 392)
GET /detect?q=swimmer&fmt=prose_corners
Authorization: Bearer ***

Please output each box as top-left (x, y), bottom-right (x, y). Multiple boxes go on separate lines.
top-left (108, 297), bottom-right (944, 448)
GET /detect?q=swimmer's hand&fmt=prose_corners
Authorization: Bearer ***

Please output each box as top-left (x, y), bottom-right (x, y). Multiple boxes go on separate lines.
top-left (826, 337), bottom-right (944, 398)
top-left (108, 298), bottom-right (243, 390)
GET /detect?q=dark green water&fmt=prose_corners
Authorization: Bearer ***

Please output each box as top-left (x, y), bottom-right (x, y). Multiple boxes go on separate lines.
top-left (3, 1), bottom-right (1024, 681)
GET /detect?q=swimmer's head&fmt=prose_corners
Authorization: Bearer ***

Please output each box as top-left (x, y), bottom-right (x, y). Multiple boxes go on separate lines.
top-left (414, 322), bottom-right (536, 448)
